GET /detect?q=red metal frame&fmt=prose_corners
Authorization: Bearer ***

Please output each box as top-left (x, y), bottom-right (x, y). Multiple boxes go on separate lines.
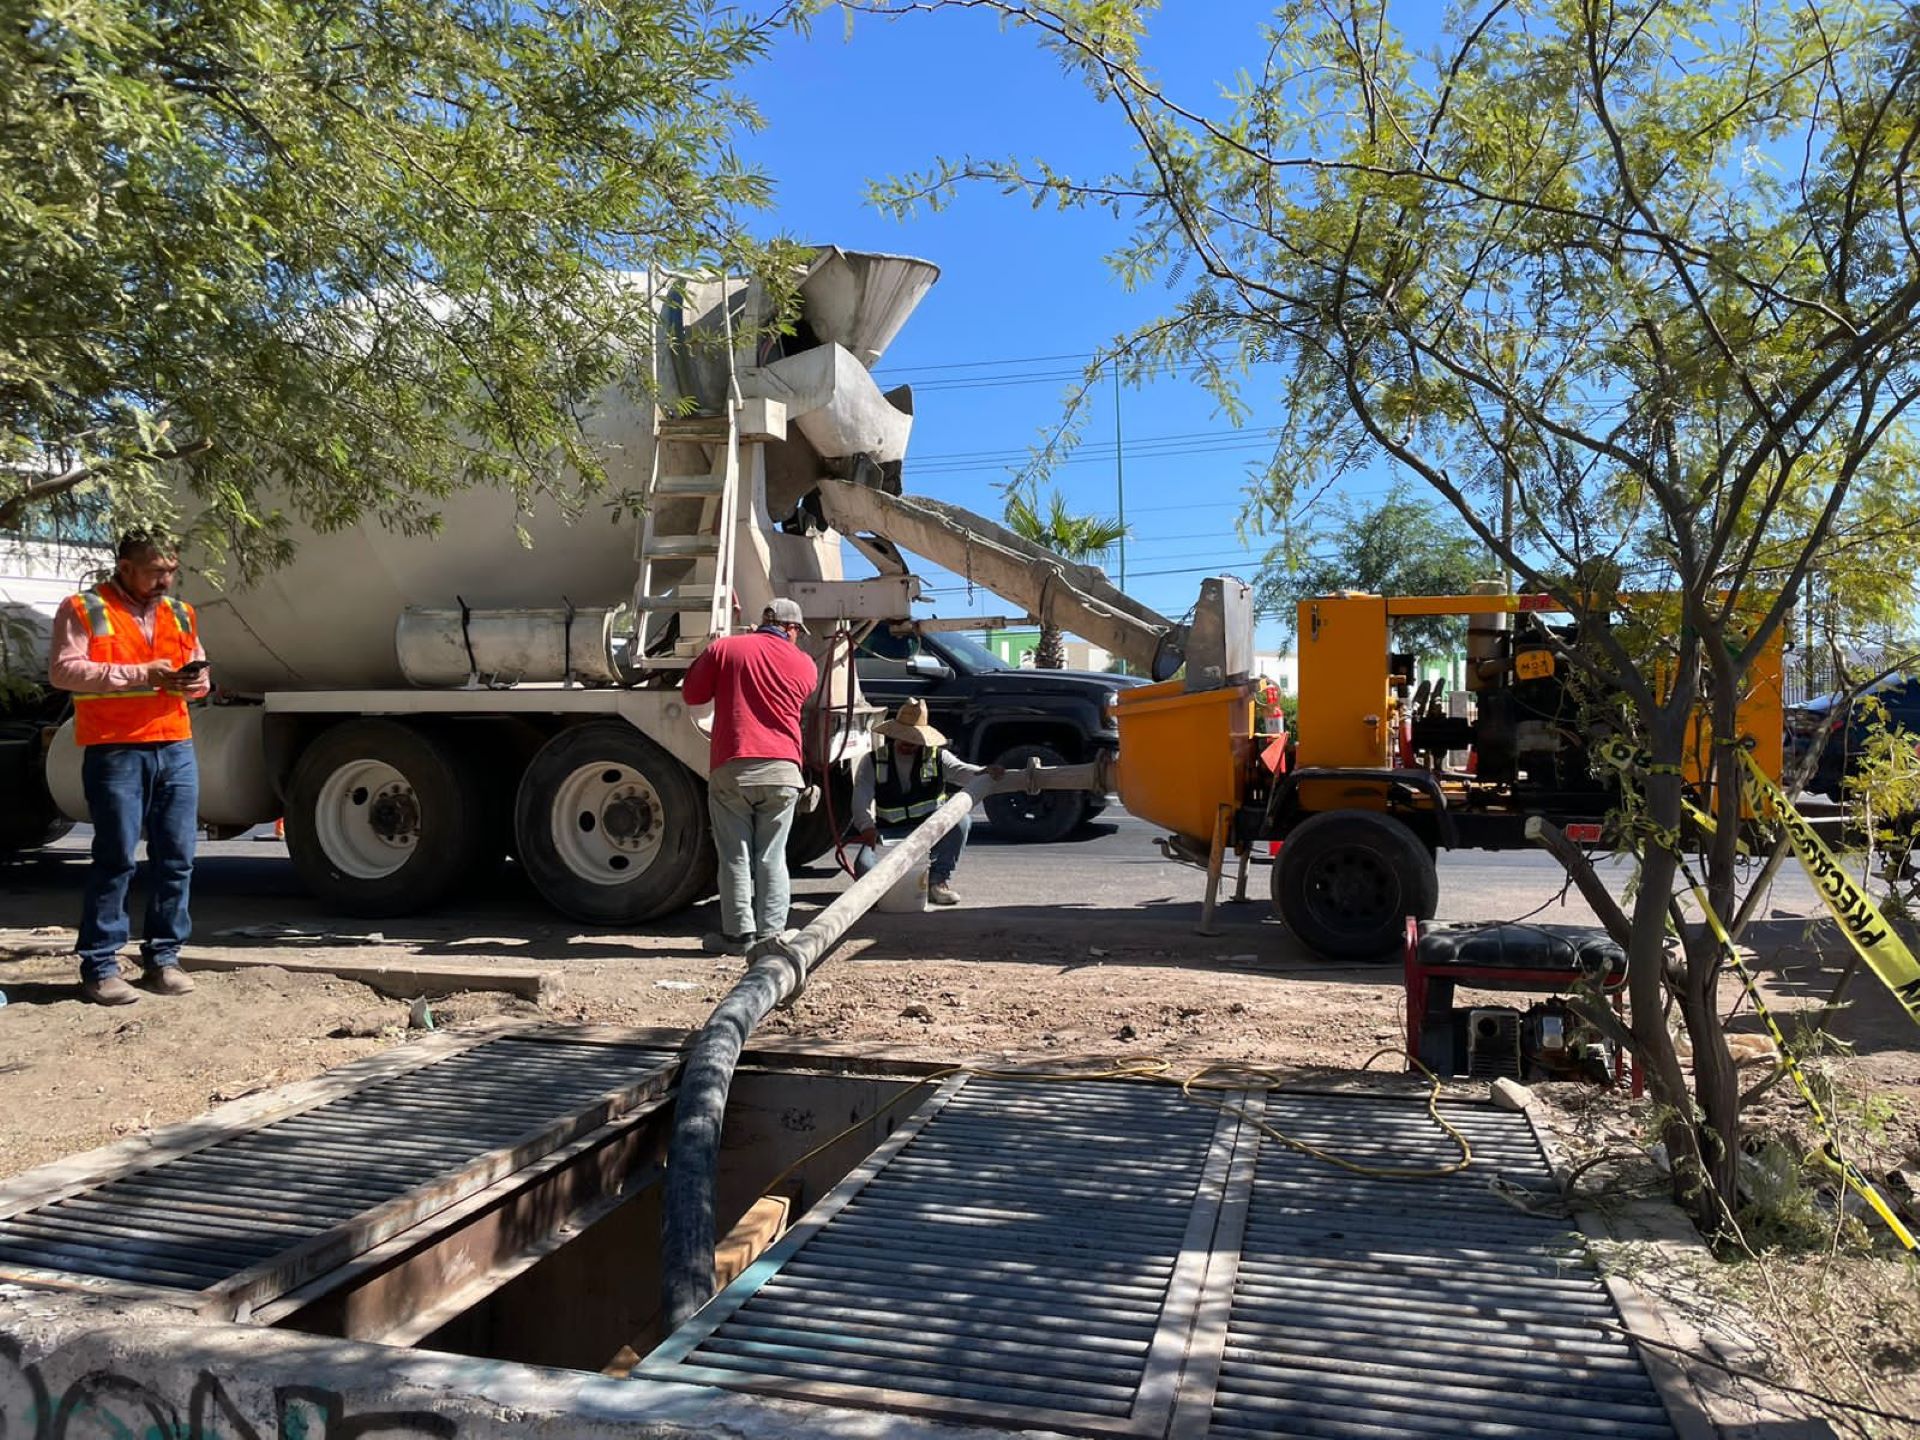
top-left (1403, 918), bottom-right (1641, 1095)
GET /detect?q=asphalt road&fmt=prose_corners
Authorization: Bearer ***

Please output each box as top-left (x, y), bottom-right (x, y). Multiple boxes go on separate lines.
top-left (10, 805), bottom-right (1829, 946)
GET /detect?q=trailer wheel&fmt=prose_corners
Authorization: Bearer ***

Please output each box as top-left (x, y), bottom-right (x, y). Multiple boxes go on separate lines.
top-left (1272, 809), bottom-right (1438, 959)
top-left (983, 742), bottom-right (1086, 844)
top-left (286, 720), bottom-right (486, 917)
top-left (514, 722), bottom-right (714, 924)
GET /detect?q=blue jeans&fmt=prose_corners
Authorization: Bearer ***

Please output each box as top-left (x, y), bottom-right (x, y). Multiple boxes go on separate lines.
top-left (707, 764), bottom-right (799, 940)
top-left (856, 809), bottom-right (970, 885)
top-left (78, 741), bottom-right (198, 981)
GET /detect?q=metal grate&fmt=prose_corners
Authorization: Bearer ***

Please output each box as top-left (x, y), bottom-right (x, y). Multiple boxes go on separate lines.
top-left (649, 1082), bottom-right (1679, 1440)
top-left (642, 1076), bottom-right (1240, 1434)
top-left (1190, 1093), bottom-right (1676, 1440)
top-left (0, 1033), bottom-right (674, 1316)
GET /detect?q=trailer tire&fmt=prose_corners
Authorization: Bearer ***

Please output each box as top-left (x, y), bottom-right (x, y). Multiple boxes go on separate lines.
top-left (286, 720), bottom-right (486, 917)
top-left (514, 722), bottom-right (714, 925)
top-left (983, 742), bottom-right (1086, 844)
top-left (1272, 809), bottom-right (1438, 960)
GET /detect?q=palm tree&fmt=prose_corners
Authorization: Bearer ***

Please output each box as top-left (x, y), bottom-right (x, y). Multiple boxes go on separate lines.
top-left (1003, 489), bottom-right (1128, 669)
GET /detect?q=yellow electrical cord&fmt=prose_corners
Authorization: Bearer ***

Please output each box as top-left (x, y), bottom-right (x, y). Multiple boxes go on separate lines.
top-left (750, 1047), bottom-right (1474, 1210)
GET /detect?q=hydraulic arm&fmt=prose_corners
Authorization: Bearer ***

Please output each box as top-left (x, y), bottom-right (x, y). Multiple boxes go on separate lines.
top-left (811, 478), bottom-right (1187, 679)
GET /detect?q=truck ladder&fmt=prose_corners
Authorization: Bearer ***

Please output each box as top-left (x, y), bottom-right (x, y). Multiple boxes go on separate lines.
top-left (633, 278), bottom-right (753, 669)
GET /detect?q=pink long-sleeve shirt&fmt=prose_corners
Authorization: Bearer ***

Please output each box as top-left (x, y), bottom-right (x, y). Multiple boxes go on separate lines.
top-left (47, 583), bottom-right (211, 699)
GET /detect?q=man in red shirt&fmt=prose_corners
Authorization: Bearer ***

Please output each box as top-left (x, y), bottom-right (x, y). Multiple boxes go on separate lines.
top-left (681, 598), bottom-right (820, 952)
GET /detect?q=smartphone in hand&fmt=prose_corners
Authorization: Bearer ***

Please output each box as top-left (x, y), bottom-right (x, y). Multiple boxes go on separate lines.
top-left (173, 660), bottom-right (209, 680)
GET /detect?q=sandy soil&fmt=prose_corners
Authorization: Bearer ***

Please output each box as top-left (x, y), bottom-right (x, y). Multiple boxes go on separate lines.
top-left (2, 826), bottom-right (1918, 1433)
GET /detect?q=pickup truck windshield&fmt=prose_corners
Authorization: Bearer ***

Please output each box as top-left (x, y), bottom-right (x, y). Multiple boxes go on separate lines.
top-left (937, 632), bottom-right (1011, 674)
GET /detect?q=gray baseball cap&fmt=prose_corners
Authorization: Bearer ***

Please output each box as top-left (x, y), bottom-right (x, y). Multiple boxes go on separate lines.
top-left (763, 597), bottom-right (810, 633)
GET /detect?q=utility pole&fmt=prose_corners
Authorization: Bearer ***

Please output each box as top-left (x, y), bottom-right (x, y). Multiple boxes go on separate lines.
top-left (1113, 361), bottom-right (1127, 590)
top-left (1499, 407), bottom-right (1515, 594)
top-left (1113, 361), bottom-right (1128, 675)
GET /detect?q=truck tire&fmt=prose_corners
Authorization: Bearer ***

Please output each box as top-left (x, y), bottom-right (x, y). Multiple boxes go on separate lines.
top-left (983, 741), bottom-right (1087, 844)
top-left (786, 769), bottom-right (851, 870)
top-left (514, 722), bottom-right (715, 925)
top-left (1272, 809), bottom-right (1438, 960)
top-left (286, 720), bottom-right (486, 917)
top-left (0, 722), bottom-right (72, 855)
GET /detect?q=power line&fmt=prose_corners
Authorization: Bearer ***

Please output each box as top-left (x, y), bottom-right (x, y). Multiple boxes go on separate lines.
top-left (872, 349), bottom-right (1093, 375)
top-left (911, 425), bottom-right (1254, 465)
top-left (913, 439), bottom-right (1278, 479)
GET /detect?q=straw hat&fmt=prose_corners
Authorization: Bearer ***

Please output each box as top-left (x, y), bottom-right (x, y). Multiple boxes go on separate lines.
top-left (874, 697), bottom-right (947, 748)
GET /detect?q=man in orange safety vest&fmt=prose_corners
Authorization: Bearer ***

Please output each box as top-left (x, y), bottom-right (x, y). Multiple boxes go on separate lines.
top-left (47, 532), bottom-right (211, 1005)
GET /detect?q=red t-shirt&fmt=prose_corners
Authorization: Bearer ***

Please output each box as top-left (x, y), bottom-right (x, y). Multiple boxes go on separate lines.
top-left (682, 628), bottom-right (820, 768)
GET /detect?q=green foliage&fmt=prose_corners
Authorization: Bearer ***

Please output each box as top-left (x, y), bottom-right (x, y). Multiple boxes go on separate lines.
top-left (1840, 699), bottom-right (1920, 913)
top-left (1004, 488), bottom-right (1127, 564)
top-left (863, 0), bottom-right (1920, 1233)
top-left (1004, 486), bottom-right (1126, 667)
top-left (1260, 483), bottom-right (1490, 661)
top-left (1, 0), bottom-right (805, 578)
top-left (869, 0), bottom-right (1920, 694)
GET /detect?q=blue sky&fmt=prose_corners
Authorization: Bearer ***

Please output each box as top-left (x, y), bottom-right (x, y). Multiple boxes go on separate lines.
top-left (732, 3), bottom-right (1386, 651)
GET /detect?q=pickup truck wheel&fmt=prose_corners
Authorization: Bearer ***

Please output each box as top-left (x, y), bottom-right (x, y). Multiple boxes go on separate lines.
top-left (983, 741), bottom-right (1086, 844)
top-left (1272, 809), bottom-right (1438, 959)
top-left (515, 722), bottom-right (715, 924)
top-left (286, 720), bottom-right (485, 917)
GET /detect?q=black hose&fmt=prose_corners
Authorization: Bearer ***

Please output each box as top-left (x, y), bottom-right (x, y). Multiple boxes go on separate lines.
top-left (660, 947), bottom-right (804, 1331)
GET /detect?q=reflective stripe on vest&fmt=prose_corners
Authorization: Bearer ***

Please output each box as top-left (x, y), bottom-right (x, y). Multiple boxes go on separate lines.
top-left (70, 584), bottom-right (196, 746)
top-left (78, 589), bottom-right (113, 638)
top-left (872, 738), bottom-right (944, 824)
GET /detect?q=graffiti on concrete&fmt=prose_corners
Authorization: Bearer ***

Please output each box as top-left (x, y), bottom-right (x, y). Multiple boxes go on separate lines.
top-left (0, 1336), bottom-right (457, 1440)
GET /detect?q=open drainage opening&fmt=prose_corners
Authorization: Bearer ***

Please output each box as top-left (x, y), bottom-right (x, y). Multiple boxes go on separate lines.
top-left (266, 1063), bottom-right (923, 1376)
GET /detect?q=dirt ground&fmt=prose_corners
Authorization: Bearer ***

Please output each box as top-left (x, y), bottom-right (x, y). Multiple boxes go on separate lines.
top-left (3, 828), bottom-right (1919, 1433)
top-left (4, 837), bottom-right (1918, 1178)
top-left (0, 916), bottom-right (1407, 1180)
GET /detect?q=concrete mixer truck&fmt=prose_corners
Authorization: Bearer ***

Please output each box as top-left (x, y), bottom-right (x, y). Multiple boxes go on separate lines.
top-left (2, 247), bottom-right (1205, 926)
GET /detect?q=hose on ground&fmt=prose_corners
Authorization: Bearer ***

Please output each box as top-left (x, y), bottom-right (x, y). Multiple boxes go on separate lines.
top-left (658, 758), bottom-right (1107, 1331)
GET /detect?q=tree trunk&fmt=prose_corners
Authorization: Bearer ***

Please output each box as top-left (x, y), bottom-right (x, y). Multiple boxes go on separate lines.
top-left (1035, 623), bottom-right (1066, 669)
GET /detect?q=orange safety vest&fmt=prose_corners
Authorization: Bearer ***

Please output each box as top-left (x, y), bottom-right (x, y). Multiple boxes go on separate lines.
top-left (67, 584), bottom-right (197, 746)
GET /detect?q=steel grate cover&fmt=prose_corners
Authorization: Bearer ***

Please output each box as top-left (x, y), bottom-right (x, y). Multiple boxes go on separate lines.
top-left (642, 1075), bottom-right (1240, 1434)
top-left (647, 1082), bottom-right (1679, 1439)
top-left (1186, 1093), bottom-right (1676, 1440)
top-left (0, 1032), bottom-right (675, 1315)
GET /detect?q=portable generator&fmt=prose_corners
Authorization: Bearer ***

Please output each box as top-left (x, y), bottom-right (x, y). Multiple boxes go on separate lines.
top-left (1405, 921), bottom-right (1631, 1087)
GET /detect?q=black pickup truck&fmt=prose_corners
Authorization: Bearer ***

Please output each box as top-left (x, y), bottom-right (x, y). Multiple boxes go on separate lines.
top-left (855, 627), bottom-right (1148, 842)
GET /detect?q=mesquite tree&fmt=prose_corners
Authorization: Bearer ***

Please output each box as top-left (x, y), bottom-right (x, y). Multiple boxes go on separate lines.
top-left (2, 0), bottom-right (806, 576)
top-left (869, 0), bottom-right (1920, 1229)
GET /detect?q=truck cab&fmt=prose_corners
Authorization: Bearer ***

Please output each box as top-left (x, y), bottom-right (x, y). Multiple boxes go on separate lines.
top-left (855, 627), bottom-right (1145, 842)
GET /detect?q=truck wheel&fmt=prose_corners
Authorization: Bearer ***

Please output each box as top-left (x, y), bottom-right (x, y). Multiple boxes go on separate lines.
top-left (1272, 809), bottom-right (1438, 959)
top-left (983, 741), bottom-right (1086, 844)
top-left (786, 769), bottom-right (851, 870)
top-left (0, 722), bottom-right (73, 855)
top-left (286, 720), bottom-right (486, 917)
top-left (514, 722), bottom-right (715, 924)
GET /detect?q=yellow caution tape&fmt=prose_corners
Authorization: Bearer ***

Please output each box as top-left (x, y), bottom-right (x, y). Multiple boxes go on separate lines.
top-left (1680, 862), bottom-right (1916, 1250)
top-left (1596, 735), bottom-right (1913, 1245)
top-left (1738, 749), bottom-right (1920, 1031)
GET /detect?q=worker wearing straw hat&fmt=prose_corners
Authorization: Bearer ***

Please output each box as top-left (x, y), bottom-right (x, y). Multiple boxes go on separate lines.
top-left (851, 698), bottom-right (1003, 906)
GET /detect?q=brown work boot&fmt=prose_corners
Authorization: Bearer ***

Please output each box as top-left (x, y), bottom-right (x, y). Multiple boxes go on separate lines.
top-left (141, 965), bottom-right (196, 996)
top-left (81, 975), bottom-right (141, 1006)
top-left (928, 881), bottom-right (960, 907)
